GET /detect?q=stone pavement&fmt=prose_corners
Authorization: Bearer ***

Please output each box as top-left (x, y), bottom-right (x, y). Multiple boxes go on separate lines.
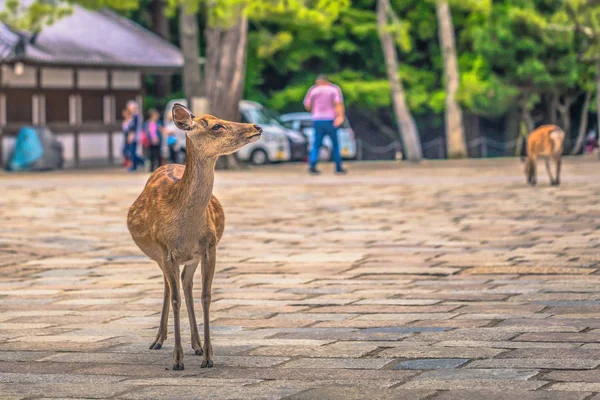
top-left (1, 158), bottom-right (600, 399)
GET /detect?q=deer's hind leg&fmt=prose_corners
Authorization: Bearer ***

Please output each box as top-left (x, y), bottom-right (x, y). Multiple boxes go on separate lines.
top-left (544, 158), bottom-right (555, 186)
top-left (182, 261), bottom-right (203, 356)
top-left (526, 157), bottom-right (537, 186)
top-left (552, 156), bottom-right (562, 186)
top-left (149, 274), bottom-right (169, 350)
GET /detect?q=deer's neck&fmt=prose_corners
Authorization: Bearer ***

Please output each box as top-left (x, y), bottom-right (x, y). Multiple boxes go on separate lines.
top-left (177, 142), bottom-right (217, 213)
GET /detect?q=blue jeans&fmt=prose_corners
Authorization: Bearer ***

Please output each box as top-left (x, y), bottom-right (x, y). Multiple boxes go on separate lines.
top-left (310, 120), bottom-right (342, 171)
top-left (125, 141), bottom-right (144, 170)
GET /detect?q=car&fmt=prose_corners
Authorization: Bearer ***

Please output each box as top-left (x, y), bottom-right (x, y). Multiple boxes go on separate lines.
top-left (279, 112), bottom-right (358, 160)
top-left (162, 99), bottom-right (292, 165)
top-left (263, 108), bottom-right (308, 162)
top-left (240, 101), bottom-right (308, 163)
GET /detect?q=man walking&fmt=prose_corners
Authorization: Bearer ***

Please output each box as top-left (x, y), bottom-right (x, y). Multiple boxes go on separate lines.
top-left (303, 74), bottom-right (347, 174)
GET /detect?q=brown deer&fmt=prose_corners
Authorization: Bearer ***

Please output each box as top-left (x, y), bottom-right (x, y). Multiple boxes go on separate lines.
top-left (524, 124), bottom-right (565, 186)
top-left (127, 104), bottom-right (262, 370)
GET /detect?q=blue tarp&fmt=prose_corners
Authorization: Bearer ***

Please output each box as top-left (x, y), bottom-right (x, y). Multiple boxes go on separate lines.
top-left (8, 126), bottom-right (44, 171)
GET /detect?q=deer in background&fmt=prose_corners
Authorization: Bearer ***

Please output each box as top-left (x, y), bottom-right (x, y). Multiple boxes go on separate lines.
top-left (127, 104), bottom-right (262, 370)
top-left (524, 124), bottom-right (565, 187)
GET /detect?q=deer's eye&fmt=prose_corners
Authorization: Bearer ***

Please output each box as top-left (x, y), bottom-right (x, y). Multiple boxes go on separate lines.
top-left (212, 124), bottom-right (223, 131)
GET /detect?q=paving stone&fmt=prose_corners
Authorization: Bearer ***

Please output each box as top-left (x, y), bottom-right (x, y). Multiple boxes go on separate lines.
top-left (0, 382), bottom-right (132, 399)
top-left (413, 368), bottom-right (539, 381)
top-left (541, 370), bottom-right (600, 382)
top-left (499, 348), bottom-right (600, 359)
top-left (547, 383), bottom-right (600, 391)
top-left (202, 367), bottom-right (418, 381)
top-left (281, 357), bottom-right (394, 370)
top-left (119, 385), bottom-right (303, 400)
top-left (247, 342), bottom-right (379, 358)
top-left (516, 333), bottom-right (600, 342)
top-left (401, 379), bottom-right (546, 391)
top-left (284, 387), bottom-right (436, 400)
top-left (431, 390), bottom-right (590, 400)
top-left (379, 346), bottom-right (505, 359)
top-left (467, 358), bottom-right (599, 369)
top-left (436, 341), bottom-right (580, 349)
top-left (394, 358), bottom-right (469, 370)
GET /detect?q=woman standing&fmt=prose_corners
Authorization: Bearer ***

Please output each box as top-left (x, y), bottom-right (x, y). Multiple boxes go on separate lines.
top-left (123, 101), bottom-right (144, 172)
top-left (144, 109), bottom-right (163, 172)
top-left (121, 108), bottom-right (132, 169)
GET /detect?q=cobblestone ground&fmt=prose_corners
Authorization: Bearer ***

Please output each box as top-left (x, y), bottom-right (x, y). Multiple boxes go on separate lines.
top-left (1, 158), bottom-right (600, 399)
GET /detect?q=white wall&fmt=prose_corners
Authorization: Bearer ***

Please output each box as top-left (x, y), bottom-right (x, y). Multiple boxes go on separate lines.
top-left (1, 64), bottom-right (36, 87)
top-left (79, 132), bottom-right (109, 160)
top-left (111, 70), bottom-right (141, 90)
top-left (1, 136), bottom-right (15, 165)
top-left (112, 132), bottom-right (125, 162)
top-left (78, 70), bottom-right (107, 89)
top-left (41, 67), bottom-right (73, 88)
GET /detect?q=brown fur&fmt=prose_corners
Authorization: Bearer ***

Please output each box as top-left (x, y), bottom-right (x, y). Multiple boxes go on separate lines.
top-left (127, 104), bottom-right (261, 370)
top-left (524, 124), bottom-right (565, 186)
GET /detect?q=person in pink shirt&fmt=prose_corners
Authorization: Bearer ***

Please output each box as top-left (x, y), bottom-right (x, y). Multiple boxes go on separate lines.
top-left (143, 109), bottom-right (164, 172)
top-left (303, 74), bottom-right (347, 174)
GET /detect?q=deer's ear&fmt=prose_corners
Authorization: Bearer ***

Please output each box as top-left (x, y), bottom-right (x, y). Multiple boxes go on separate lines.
top-left (172, 103), bottom-right (196, 131)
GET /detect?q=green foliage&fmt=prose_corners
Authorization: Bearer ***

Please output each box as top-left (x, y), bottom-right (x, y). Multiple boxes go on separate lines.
top-left (0, 0), bottom-right (72, 32)
top-left (0, 0), bottom-right (139, 31)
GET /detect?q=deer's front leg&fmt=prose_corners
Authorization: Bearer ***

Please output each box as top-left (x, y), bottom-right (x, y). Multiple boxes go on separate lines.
top-left (200, 245), bottom-right (216, 368)
top-left (149, 274), bottom-right (169, 350)
top-left (545, 158), bottom-right (554, 185)
top-left (182, 262), bottom-right (203, 355)
top-left (163, 263), bottom-right (184, 370)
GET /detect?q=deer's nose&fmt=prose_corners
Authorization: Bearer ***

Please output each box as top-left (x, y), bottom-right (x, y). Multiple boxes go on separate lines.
top-left (253, 124), bottom-right (263, 133)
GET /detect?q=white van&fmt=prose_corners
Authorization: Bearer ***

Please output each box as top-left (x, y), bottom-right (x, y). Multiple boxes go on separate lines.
top-left (162, 99), bottom-right (291, 165)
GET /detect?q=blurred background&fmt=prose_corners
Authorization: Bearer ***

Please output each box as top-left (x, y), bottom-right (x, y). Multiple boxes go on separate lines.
top-left (0, 0), bottom-right (598, 169)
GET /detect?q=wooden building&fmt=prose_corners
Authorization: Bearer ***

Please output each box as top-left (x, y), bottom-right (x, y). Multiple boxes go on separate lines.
top-left (0, 5), bottom-right (183, 167)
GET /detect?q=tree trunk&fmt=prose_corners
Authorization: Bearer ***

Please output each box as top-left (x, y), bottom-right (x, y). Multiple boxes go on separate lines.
top-left (557, 94), bottom-right (576, 138)
top-left (523, 109), bottom-right (534, 132)
top-left (549, 92), bottom-right (558, 125)
top-left (503, 107), bottom-right (520, 142)
top-left (516, 108), bottom-right (533, 158)
top-left (179, 5), bottom-right (203, 103)
top-left (597, 60), bottom-right (600, 151)
top-left (151, 0), bottom-right (171, 99)
top-left (571, 90), bottom-right (592, 155)
top-left (436, 0), bottom-right (467, 159)
top-left (205, 12), bottom-right (249, 168)
top-left (376, 0), bottom-right (422, 162)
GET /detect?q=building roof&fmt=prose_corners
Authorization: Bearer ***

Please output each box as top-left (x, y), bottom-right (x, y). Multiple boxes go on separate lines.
top-left (0, 3), bottom-right (183, 71)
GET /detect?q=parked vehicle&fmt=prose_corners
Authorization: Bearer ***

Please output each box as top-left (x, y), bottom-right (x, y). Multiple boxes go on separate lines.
top-left (240, 101), bottom-right (306, 163)
top-left (163, 99), bottom-right (292, 165)
top-left (263, 107), bottom-right (308, 162)
top-left (279, 112), bottom-right (358, 160)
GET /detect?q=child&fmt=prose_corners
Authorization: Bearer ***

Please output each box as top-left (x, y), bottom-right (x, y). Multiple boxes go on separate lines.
top-left (167, 131), bottom-right (178, 163)
top-left (144, 109), bottom-right (163, 172)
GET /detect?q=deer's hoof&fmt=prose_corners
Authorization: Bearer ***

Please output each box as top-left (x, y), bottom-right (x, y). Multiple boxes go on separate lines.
top-left (551, 181), bottom-right (560, 186)
top-left (194, 348), bottom-right (203, 356)
top-left (201, 359), bottom-right (213, 368)
top-left (172, 362), bottom-right (184, 371)
top-left (149, 343), bottom-right (162, 350)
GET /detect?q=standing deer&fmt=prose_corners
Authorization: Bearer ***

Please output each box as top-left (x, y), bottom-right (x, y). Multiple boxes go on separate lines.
top-left (524, 124), bottom-right (565, 186)
top-left (127, 104), bottom-right (262, 370)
